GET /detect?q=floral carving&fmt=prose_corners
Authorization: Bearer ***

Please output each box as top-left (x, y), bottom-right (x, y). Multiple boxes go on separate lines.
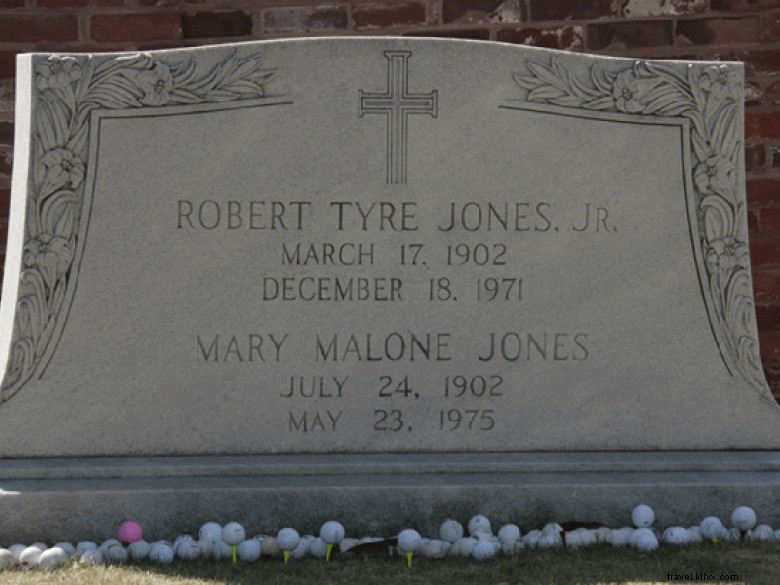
top-left (136, 63), bottom-right (174, 106)
top-left (35, 56), bottom-right (82, 92)
top-left (514, 59), bottom-right (766, 394)
top-left (2, 50), bottom-right (276, 404)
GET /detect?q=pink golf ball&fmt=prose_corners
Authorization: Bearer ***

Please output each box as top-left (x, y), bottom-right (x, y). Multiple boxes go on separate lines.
top-left (118, 521), bottom-right (143, 545)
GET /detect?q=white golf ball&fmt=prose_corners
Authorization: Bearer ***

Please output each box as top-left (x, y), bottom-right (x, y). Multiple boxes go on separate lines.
top-left (128, 540), bottom-right (151, 561)
top-left (662, 527), bottom-right (689, 545)
top-left (212, 541), bottom-right (232, 560)
top-left (38, 547), bottom-right (68, 571)
top-left (175, 538), bottom-right (201, 561)
top-left (277, 528), bottom-right (300, 551)
top-left (237, 538), bottom-right (262, 562)
top-left (498, 524), bottom-right (521, 544)
top-left (700, 517), bottom-right (726, 540)
top-left (635, 531), bottom-right (659, 552)
top-left (0, 549), bottom-right (15, 570)
top-left (291, 536), bottom-right (313, 559)
top-left (439, 519), bottom-right (464, 543)
top-left (199, 522), bottom-right (222, 543)
top-left (8, 544), bottom-right (25, 560)
top-left (149, 542), bottom-right (174, 565)
top-left (468, 515), bottom-right (492, 536)
top-left (222, 522), bottom-right (246, 546)
top-left (309, 537), bottom-right (328, 558)
top-left (75, 542), bottom-right (97, 555)
top-left (450, 536), bottom-right (474, 557)
top-left (104, 544), bottom-right (128, 564)
top-left (98, 539), bottom-right (121, 553)
top-left (731, 507), bottom-right (757, 531)
top-left (19, 546), bottom-right (42, 567)
top-left (79, 548), bottom-right (104, 565)
top-left (319, 521), bottom-right (345, 544)
top-left (397, 529), bottom-right (422, 553)
top-left (53, 542), bottom-right (76, 557)
top-left (749, 524), bottom-right (774, 541)
top-left (632, 504), bottom-right (655, 528)
top-left (471, 538), bottom-right (497, 561)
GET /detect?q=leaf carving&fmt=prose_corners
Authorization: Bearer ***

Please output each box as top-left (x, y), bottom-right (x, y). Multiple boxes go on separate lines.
top-left (2, 49), bottom-right (279, 404)
top-left (511, 58), bottom-right (763, 393)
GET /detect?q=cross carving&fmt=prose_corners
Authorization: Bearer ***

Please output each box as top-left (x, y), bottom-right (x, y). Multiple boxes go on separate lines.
top-left (359, 51), bottom-right (438, 184)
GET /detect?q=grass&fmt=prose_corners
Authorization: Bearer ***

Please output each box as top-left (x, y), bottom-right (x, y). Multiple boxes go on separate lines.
top-left (0, 542), bottom-right (778, 585)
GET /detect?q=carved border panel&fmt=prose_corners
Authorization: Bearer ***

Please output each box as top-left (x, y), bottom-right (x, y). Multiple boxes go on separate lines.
top-left (512, 59), bottom-right (765, 394)
top-left (2, 50), bottom-right (277, 403)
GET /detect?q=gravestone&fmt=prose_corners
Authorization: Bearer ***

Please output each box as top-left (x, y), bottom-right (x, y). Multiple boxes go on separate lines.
top-left (2, 37), bottom-right (780, 541)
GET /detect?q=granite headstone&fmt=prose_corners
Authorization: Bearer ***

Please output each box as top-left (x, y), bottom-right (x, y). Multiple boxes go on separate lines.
top-left (2, 38), bottom-right (779, 540)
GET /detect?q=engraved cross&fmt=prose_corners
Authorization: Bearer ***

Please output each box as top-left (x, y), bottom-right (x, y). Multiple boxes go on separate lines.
top-left (359, 51), bottom-right (438, 184)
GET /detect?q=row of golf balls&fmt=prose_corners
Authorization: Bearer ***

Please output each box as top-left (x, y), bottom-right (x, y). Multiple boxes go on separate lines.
top-left (0, 505), bottom-right (772, 570)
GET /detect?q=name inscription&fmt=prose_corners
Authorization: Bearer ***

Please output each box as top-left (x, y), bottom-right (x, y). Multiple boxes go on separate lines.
top-left (178, 193), bottom-right (608, 438)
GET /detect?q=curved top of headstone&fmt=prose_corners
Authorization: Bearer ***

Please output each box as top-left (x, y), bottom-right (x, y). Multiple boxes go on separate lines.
top-left (2, 37), bottom-right (778, 456)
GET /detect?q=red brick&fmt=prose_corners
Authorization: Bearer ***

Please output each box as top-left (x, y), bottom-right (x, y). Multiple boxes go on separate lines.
top-left (0, 150), bottom-right (11, 180)
top-left (529, 0), bottom-right (613, 20)
top-left (183, 11), bottom-right (252, 39)
top-left (587, 20), bottom-right (673, 50)
top-left (746, 113), bottom-right (780, 139)
top-left (763, 11), bottom-right (780, 40)
top-left (749, 207), bottom-right (760, 234)
top-left (353, 2), bottom-right (427, 28)
top-left (137, 0), bottom-right (181, 5)
top-left (0, 189), bottom-right (9, 214)
top-left (442, 0), bottom-right (523, 24)
top-left (37, 0), bottom-right (89, 7)
top-left (746, 142), bottom-right (767, 173)
top-left (759, 207), bottom-right (780, 235)
top-left (93, 0), bottom-right (124, 5)
top-left (0, 52), bottom-right (16, 81)
top-left (736, 49), bottom-right (780, 73)
top-left (750, 236), bottom-right (780, 267)
top-left (754, 268), bottom-right (780, 302)
top-left (619, 0), bottom-right (707, 16)
top-left (757, 304), bottom-right (780, 330)
top-left (0, 122), bottom-right (12, 148)
top-left (0, 15), bottom-right (79, 43)
top-left (90, 14), bottom-right (182, 43)
top-left (712, 0), bottom-right (780, 11)
top-left (406, 28), bottom-right (491, 39)
top-left (497, 26), bottom-right (584, 50)
top-left (0, 221), bottom-right (7, 248)
top-left (676, 17), bottom-right (760, 45)
top-left (264, 7), bottom-right (348, 32)
top-left (768, 80), bottom-right (780, 105)
top-left (748, 178), bottom-right (780, 206)
top-left (745, 79), bottom-right (763, 106)
top-left (0, 0), bottom-right (24, 7)
top-left (760, 333), bottom-right (780, 362)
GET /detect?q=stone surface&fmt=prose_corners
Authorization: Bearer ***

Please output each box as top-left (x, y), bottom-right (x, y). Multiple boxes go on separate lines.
top-left (2, 452), bottom-right (780, 542)
top-left (2, 38), bottom-right (779, 461)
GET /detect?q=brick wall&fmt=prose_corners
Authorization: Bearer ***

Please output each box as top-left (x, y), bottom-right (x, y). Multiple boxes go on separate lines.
top-left (1, 0), bottom-right (780, 394)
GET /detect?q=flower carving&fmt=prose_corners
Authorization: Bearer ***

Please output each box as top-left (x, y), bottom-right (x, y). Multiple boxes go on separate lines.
top-left (694, 155), bottom-right (734, 195)
top-left (23, 234), bottom-right (73, 290)
top-left (137, 63), bottom-right (174, 106)
top-left (35, 56), bottom-right (82, 92)
top-left (705, 237), bottom-right (750, 278)
top-left (700, 65), bottom-right (741, 101)
top-left (40, 148), bottom-right (84, 195)
top-left (611, 71), bottom-right (649, 113)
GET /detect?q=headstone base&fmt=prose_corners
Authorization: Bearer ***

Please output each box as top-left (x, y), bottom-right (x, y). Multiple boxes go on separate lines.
top-left (2, 452), bottom-right (779, 542)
